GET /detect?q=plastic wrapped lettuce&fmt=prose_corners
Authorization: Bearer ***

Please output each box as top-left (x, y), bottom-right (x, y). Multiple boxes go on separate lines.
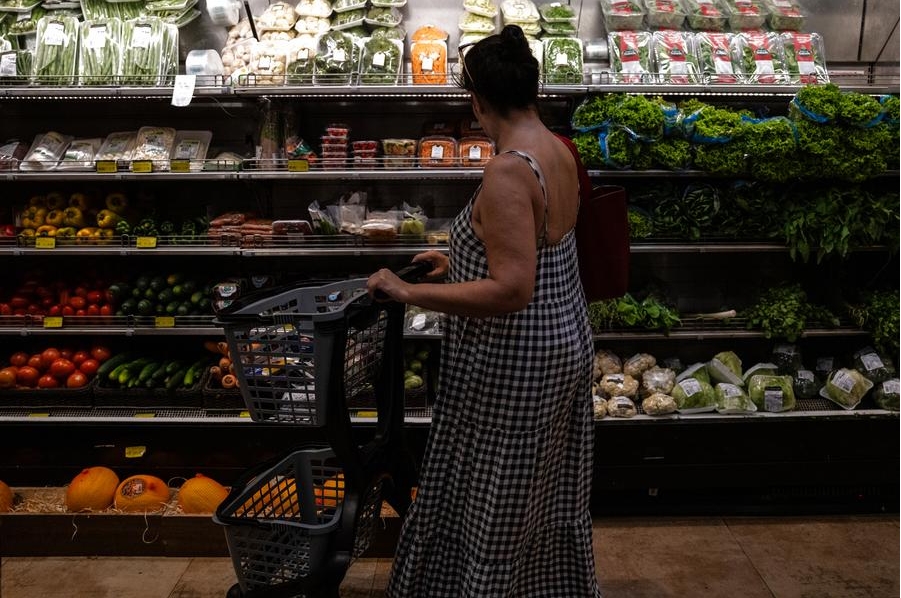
top-left (748, 374), bottom-right (795, 412)
top-left (672, 377), bottom-right (715, 412)
top-left (872, 379), bottom-right (899, 411)
top-left (696, 32), bottom-right (738, 84)
top-left (542, 36), bottom-right (582, 85)
top-left (781, 32), bottom-right (828, 85)
top-left (644, 0), bottom-right (685, 28)
top-left (725, 0), bottom-right (768, 29)
top-left (734, 31), bottom-right (789, 85)
top-left (653, 30), bottom-right (700, 85)
top-left (600, 0), bottom-right (645, 31)
top-left (708, 351), bottom-right (743, 386)
top-left (683, 0), bottom-right (729, 30)
top-left (820, 368), bottom-right (873, 410)
top-left (851, 347), bottom-right (895, 384)
top-left (792, 369), bottom-right (819, 399)
top-left (608, 30), bottom-right (652, 84)
top-left (742, 362), bottom-right (779, 386)
top-left (765, 0), bottom-right (804, 30)
top-left (714, 383), bottom-right (756, 414)
top-left (676, 362), bottom-right (710, 385)
top-left (771, 344), bottom-right (802, 375)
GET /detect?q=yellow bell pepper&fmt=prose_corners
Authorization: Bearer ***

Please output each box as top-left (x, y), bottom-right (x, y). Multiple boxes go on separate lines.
top-left (45, 210), bottom-right (65, 227)
top-left (45, 192), bottom-right (67, 210)
top-left (63, 207), bottom-right (85, 228)
top-left (96, 209), bottom-right (122, 229)
top-left (35, 225), bottom-right (58, 237)
top-left (68, 193), bottom-right (90, 211)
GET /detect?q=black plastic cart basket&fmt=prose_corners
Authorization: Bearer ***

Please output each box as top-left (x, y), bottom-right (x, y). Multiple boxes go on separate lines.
top-left (212, 265), bottom-right (428, 598)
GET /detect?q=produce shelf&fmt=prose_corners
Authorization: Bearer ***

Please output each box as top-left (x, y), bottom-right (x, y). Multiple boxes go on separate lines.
top-left (592, 320), bottom-right (869, 341)
top-left (0, 315), bottom-right (219, 336)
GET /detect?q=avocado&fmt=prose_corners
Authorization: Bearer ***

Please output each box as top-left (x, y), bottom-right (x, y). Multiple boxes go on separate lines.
top-left (137, 299), bottom-right (154, 316)
top-left (158, 288), bottom-right (174, 304)
top-left (176, 302), bottom-right (191, 316)
top-left (135, 275), bottom-right (151, 290)
top-left (149, 276), bottom-right (167, 292)
top-left (166, 300), bottom-right (180, 315)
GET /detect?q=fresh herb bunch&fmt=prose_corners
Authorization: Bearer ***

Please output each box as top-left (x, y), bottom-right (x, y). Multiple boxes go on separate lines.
top-left (848, 290), bottom-right (900, 356)
top-left (716, 181), bottom-right (783, 240)
top-left (838, 92), bottom-right (884, 125)
top-left (742, 283), bottom-right (837, 342)
top-left (572, 95), bottom-right (616, 130)
top-left (588, 293), bottom-right (681, 333)
top-left (652, 184), bottom-right (720, 240)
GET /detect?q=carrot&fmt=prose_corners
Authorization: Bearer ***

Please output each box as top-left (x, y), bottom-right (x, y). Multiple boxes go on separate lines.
top-left (411, 40), bottom-right (447, 85)
top-left (217, 341), bottom-right (229, 356)
top-left (221, 374), bottom-right (237, 389)
top-left (219, 357), bottom-right (232, 373)
top-left (209, 365), bottom-right (222, 382)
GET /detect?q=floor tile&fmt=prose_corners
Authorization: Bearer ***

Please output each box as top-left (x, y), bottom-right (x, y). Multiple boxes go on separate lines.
top-left (0, 557), bottom-right (189, 598)
top-left (724, 515), bottom-right (900, 598)
top-left (592, 517), bottom-right (774, 598)
top-left (169, 558), bottom-right (237, 598)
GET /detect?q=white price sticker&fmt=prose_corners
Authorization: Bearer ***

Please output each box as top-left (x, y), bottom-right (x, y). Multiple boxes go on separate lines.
top-left (171, 74), bottom-right (196, 107)
top-left (131, 25), bottom-right (153, 49)
top-left (87, 25), bottom-right (108, 50)
top-left (43, 21), bottom-right (66, 46)
top-left (0, 53), bottom-right (16, 77)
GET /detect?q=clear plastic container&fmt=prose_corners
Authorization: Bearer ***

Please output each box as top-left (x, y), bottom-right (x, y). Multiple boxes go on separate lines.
top-left (683, 0), bottom-right (729, 31)
top-left (186, 49), bottom-right (224, 75)
top-left (206, 0), bottom-right (240, 26)
top-left (171, 130), bottom-right (212, 170)
top-left (462, 0), bottom-right (498, 18)
top-left (599, 0), bottom-right (646, 31)
top-left (538, 2), bottom-right (577, 22)
top-left (644, 0), bottom-right (686, 28)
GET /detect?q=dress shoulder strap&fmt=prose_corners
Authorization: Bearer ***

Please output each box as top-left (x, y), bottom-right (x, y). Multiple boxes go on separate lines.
top-left (503, 149), bottom-right (549, 248)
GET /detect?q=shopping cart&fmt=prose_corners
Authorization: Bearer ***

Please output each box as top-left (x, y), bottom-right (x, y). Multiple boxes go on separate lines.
top-left (212, 263), bottom-right (430, 598)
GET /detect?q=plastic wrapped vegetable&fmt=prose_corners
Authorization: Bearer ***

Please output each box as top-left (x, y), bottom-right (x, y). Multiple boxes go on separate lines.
top-left (600, 0), bottom-right (645, 31)
top-left (742, 362), bottom-right (779, 386)
top-left (644, 0), bottom-right (685, 28)
top-left (696, 32), bottom-right (738, 84)
top-left (641, 366), bottom-right (676, 396)
top-left (606, 396), bottom-right (637, 418)
top-left (592, 396), bottom-right (608, 419)
top-left (458, 12), bottom-right (495, 34)
top-left (672, 377), bottom-right (715, 412)
top-left (653, 31), bottom-right (700, 85)
top-left (708, 351), bottom-right (743, 385)
top-left (608, 31), bottom-right (652, 84)
top-left (34, 15), bottom-right (79, 85)
top-left (624, 353), bottom-right (656, 378)
top-left (286, 40), bottom-right (316, 84)
top-left (852, 347), bottom-right (895, 384)
top-left (463, 0), bottom-right (498, 18)
top-left (676, 362), bottom-right (710, 385)
top-left (872, 379), bottom-right (899, 411)
top-left (314, 30), bottom-right (357, 85)
top-left (781, 32), bottom-right (828, 84)
top-left (79, 18), bottom-right (123, 86)
top-left (734, 31), bottom-right (788, 85)
top-left (539, 2), bottom-right (576, 22)
top-left (771, 344), bottom-right (802, 375)
top-left (725, 0), bottom-right (768, 29)
top-left (683, 0), bottom-right (729, 30)
top-left (594, 349), bottom-right (622, 380)
top-left (792, 369), bottom-right (818, 399)
top-left (598, 373), bottom-right (638, 399)
top-left (820, 368), bottom-right (873, 410)
top-left (642, 392), bottom-right (677, 415)
top-left (747, 374), bottom-right (796, 412)
top-left (714, 383), bottom-right (756, 414)
top-left (359, 36), bottom-right (401, 84)
top-left (765, 0), bottom-right (804, 30)
top-left (542, 37), bottom-right (582, 85)
top-left (121, 17), bottom-right (166, 86)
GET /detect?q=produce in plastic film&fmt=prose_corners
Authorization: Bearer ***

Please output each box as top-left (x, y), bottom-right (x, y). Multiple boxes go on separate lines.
top-left (78, 18), bottom-right (122, 85)
top-left (725, 0), bottom-right (768, 29)
top-left (121, 17), bottom-right (166, 86)
top-left (593, 349), bottom-right (622, 380)
top-left (734, 31), bottom-right (788, 85)
top-left (675, 362), bottom-right (709, 385)
top-left (714, 383), bottom-right (756, 414)
top-left (592, 395), bottom-right (607, 419)
top-left (608, 31), bottom-right (652, 84)
top-left (365, 6), bottom-right (402, 27)
top-left (770, 344), bottom-right (802, 374)
top-left (500, 0), bottom-right (539, 22)
top-left (820, 368), bottom-right (873, 410)
top-left (359, 36), bottom-right (402, 84)
top-left (131, 126), bottom-right (176, 170)
top-left (542, 36), bottom-right (582, 84)
top-left (598, 373), bottom-right (638, 398)
top-left (34, 15), bottom-right (79, 85)
top-left (747, 374), bottom-right (795, 412)
top-left (695, 32), bottom-right (738, 84)
top-left (742, 362), bottom-right (778, 386)
top-left (539, 2), bottom-right (576, 22)
top-left (851, 347), bottom-right (895, 384)
top-left (599, 0), bottom-right (645, 31)
top-left (458, 11), bottom-right (495, 34)
top-left (314, 30), bottom-right (357, 85)
top-left (331, 7), bottom-right (365, 29)
top-left (57, 138), bottom-right (102, 171)
top-left (642, 392), bottom-right (677, 415)
top-left (708, 350), bottom-right (743, 385)
top-left (295, 0), bottom-right (332, 18)
top-left (781, 32), bottom-right (827, 84)
top-left (257, 1), bottom-right (297, 31)
top-left (247, 41), bottom-right (289, 85)
top-left (672, 377), bottom-right (715, 412)
top-left (683, 0), bottom-right (728, 31)
top-left (410, 37), bottom-right (447, 84)
top-left (463, 0), bottom-right (498, 18)
top-left (653, 31), bottom-right (700, 84)
top-left (0, 49), bottom-right (33, 85)
top-left (623, 353), bottom-right (656, 378)
top-left (872, 379), bottom-right (899, 411)
top-left (792, 369), bottom-right (818, 399)
top-left (643, 0), bottom-right (685, 28)
top-left (19, 131), bottom-right (73, 171)
top-left (539, 20), bottom-right (576, 35)
top-left (606, 396), bottom-right (637, 418)
top-left (333, 0), bottom-right (365, 11)
top-left (764, 0), bottom-right (803, 30)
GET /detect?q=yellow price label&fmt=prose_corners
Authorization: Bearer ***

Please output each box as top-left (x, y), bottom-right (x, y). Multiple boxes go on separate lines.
top-left (356, 410), bottom-right (378, 418)
top-left (240, 411), bottom-right (251, 418)
top-left (43, 316), bottom-right (63, 328)
top-left (287, 159), bottom-right (309, 172)
top-left (35, 237), bottom-right (56, 249)
top-left (28, 412), bottom-right (50, 418)
top-left (125, 445), bottom-right (148, 457)
top-left (132, 160), bottom-right (153, 173)
top-left (170, 159), bottom-right (190, 172)
top-left (136, 236), bottom-right (157, 248)
top-left (96, 160), bottom-right (117, 173)
top-left (154, 316), bottom-right (175, 328)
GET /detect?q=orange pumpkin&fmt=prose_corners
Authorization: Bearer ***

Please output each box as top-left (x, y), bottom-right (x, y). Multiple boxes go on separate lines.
top-left (66, 466), bottom-right (120, 512)
top-left (0, 479), bottom-right (13, 512)
top-left (238, 477), bottom-right (297, 517)
top-left (177, 474), bottom-right (229, 514)
top-left (314, 473), bottom-right (344, 508)
top-left (114, 475), bottom-right (171, 512)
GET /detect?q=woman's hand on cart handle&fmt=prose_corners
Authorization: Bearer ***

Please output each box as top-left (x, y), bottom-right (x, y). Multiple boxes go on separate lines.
top-left (412, 251), bottom-right (447, 280)
top-left (368, 259), bottom-right (436, 302)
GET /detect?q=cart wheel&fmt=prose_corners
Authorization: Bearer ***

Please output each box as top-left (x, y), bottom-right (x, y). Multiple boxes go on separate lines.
top-left (226, 583), bottom-right (244, 598)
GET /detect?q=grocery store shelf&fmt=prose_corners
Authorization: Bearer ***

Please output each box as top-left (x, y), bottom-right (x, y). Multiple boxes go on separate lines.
top-left (593, 322), bottom-right (869, 341)
top-left (0, 315), bottom-right (219, 336)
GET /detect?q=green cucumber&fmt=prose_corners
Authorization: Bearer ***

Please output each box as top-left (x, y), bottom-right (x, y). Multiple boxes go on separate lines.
top-left (166, 367), bottom-right (189, 391)
top-left (183, 358), bottom-right (210, 387)
top-left (138, 362), bottom-right (160, 383)
top-left (97, 353), bottom-right (130, 377)
top-left (165, 360), bottom-right (184, 375)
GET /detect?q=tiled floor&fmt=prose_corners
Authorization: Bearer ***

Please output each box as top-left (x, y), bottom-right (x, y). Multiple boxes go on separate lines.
top-left (1, 514), bottom-right (898, 597)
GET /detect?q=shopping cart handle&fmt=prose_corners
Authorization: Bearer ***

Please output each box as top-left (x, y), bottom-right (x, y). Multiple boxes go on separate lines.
top-left (373, 260), bottom-right (433, 301)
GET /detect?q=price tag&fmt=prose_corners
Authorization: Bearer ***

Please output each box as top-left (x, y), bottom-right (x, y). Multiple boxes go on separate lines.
top-left (170, 159), bottom-right (190, 172)
top-left (125, 445), bottom-right (147, 457)
top-left (356, 410), bottom-right (378, 418)
top-left (35, 237), bottom-right (56, 249)
top-left (96, 160), bottom-right (117, 173)
top-left (43, 316), bottom-right (63, 328)
top-left (171, 74), bottom-right (196, 107)
top-left (240, 410), bottom-right (251, 418)
top-left (131, 160), bottom-right (153, 173)
top-left (133, 413), bottom-right (156, 419)
top-left (154, 316), bottom-right (175, 328)
top-left (28, 412), bottom-right (50, 418)
top-left (287, 159), bottom-right (309, 172)
top-left (136, 236), bottom-right (158, 248)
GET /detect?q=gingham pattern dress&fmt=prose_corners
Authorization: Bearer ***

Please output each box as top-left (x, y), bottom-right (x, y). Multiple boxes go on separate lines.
top-left (387, 151), bottom-right (600, 598)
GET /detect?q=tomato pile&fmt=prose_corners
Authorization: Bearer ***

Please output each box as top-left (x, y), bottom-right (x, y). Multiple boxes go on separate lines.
top-left (0, 278), bottom-right (115, 318)
top-left (0, 345), bottom-right (112, 390)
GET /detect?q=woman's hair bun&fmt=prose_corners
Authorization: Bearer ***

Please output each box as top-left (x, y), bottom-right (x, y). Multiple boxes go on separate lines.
top-left (499, 24), bottom-right (530, 58)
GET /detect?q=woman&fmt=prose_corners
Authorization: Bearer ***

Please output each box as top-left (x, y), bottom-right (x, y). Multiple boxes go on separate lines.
top-left (367, 25), bottom-right (600, 598)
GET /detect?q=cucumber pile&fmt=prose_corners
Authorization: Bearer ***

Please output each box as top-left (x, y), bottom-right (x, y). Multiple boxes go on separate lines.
top-left (97, 353), bottom-right (212, 391)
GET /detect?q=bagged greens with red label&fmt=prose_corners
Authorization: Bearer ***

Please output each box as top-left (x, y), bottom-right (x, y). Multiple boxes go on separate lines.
top-left (608, 30), bottom-right (652, 84)
top-left (695, 32), bottom-right (738, 84)
top-left (653, 30), bottom-right (700, 84)
top-left (780, 32), bottom-right (827, 84)
top-left (734, 31), bottom-right (788, 85)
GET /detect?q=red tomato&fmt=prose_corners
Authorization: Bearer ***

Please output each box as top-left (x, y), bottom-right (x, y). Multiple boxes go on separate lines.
top-left (90, 345), bottom-right (112, 362)
top-left (9, 352), bottom-right (29, 368)
top-left (69, 296), bottom-right (87, 310)
top-left (27, 354), bottom-right (44, 370)
top-left (0, 303), bottom-right (11, 315)
top-left (74, 286), bottom-right (88, 298)
top-left (40, 297), bottom-right (55, 308)
top-left (71, 351), bottom-right (89, 366)
top-left (37, 374), bottom-right (60, 389)
top-left (49, 358), bottom-right (76, 379)
top-left (99, 304), bottom-right (113, 317)
top-left (75, 309), bottom-right (86, 317)
top-left (0, 367), bottom-right (17, 389)
top-left (62, 305), bottom-right (75, 316)
top-left (16, 366), bottom-right (40, 387)
top-left (66, 371), bottom-right (88, 388)
top-left (86, 290), bottom-right (104, 305)
top-left (59, 347), bottom-right (74, 360)
top-left (48, 305), bottom-right (62, 317)
top-left (86, 304), bottom-right (100, 317)
top-left (40, 348), bottom-right (61, 370)
top-left (78, 359), bottom-right (100, 377)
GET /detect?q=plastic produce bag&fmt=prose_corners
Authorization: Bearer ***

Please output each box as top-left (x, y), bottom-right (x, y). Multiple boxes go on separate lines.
top-left (742, 362), bottom-right (778, 386)
top-left (623, 353), bottom-right (656, 378)
top-left (792, 369), bottom-right (818, 399)
top-left (820, 368), bottom-right (873, 410)
top-left (781, 32), bottom-right (828, 84)
top-left (672, 377), bottom-right (715, 413)
top-left (747, 374), bottom-right (796, 412)
top-left (653, 31), bottom-right (700, 85)
top-left (608, 31), bottom-right (652, 84)
top-left (598, 373), bottom-right (638, 399)
top-left (641, 366), bottom-right (675, 397)
top-left (594, 349), bottom-right (622, 380)
top-left (606, 396), bottom-right (637, 418)
top-left (771, 344), bottom-right (802, 375)
top-left (695, 32), bottom-right (738, 85)
top-left (851, 347), bottom-right (895, 384)
top-left (78, 18), bottom-right (124, 85)
top-left (20, 131), bottom-right (73, 171)
top-left (714, 383), bottom-right (756, 414)
top-left (872, 379), bottom-right (899, 411)
top-left (34, 15), bottom-right (79, 85)
top-left (642, 392), bottom-right (677, 415)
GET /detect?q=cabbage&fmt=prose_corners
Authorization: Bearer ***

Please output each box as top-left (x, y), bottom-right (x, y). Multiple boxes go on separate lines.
top-left (714, 383), bottom-right (756, 414)
top-left (820, 368), bottom-right (873, 409)
top-left (672, 377), bottom-right (715, 411)
top-left (742, 362), bottom-right (779, 385)
top-left (709, 351), bottom-right (743, 385)
top-left (872, 379), bottom-right (899, 411)
top-left (713, 351), bottom-right (742, 376)
top-left (747, 374), bottom-right (796, 412)
top-left (675, 362), bottom-right (710, 385)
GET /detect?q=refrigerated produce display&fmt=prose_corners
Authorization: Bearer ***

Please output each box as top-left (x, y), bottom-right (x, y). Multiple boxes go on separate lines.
top-left (0, 0), bottom-right (898, 554)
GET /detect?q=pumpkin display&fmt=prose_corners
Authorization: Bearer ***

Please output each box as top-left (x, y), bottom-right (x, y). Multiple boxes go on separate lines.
top-left (238, 476), bottom-right (297, 517)
top-left (65, 466), bottom-right (120, 512)
top-left (177, 473), bottom-right (229, 514)
top-left (0, 479), bottom-right (13, 512)
top-left (114, 475), bottom-right (171, 512)
top-left (314, 473), bottom-right (345, 508)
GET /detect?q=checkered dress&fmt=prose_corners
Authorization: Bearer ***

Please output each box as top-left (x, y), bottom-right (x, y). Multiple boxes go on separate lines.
top-left (387, 152), bottom-right (600, 597)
